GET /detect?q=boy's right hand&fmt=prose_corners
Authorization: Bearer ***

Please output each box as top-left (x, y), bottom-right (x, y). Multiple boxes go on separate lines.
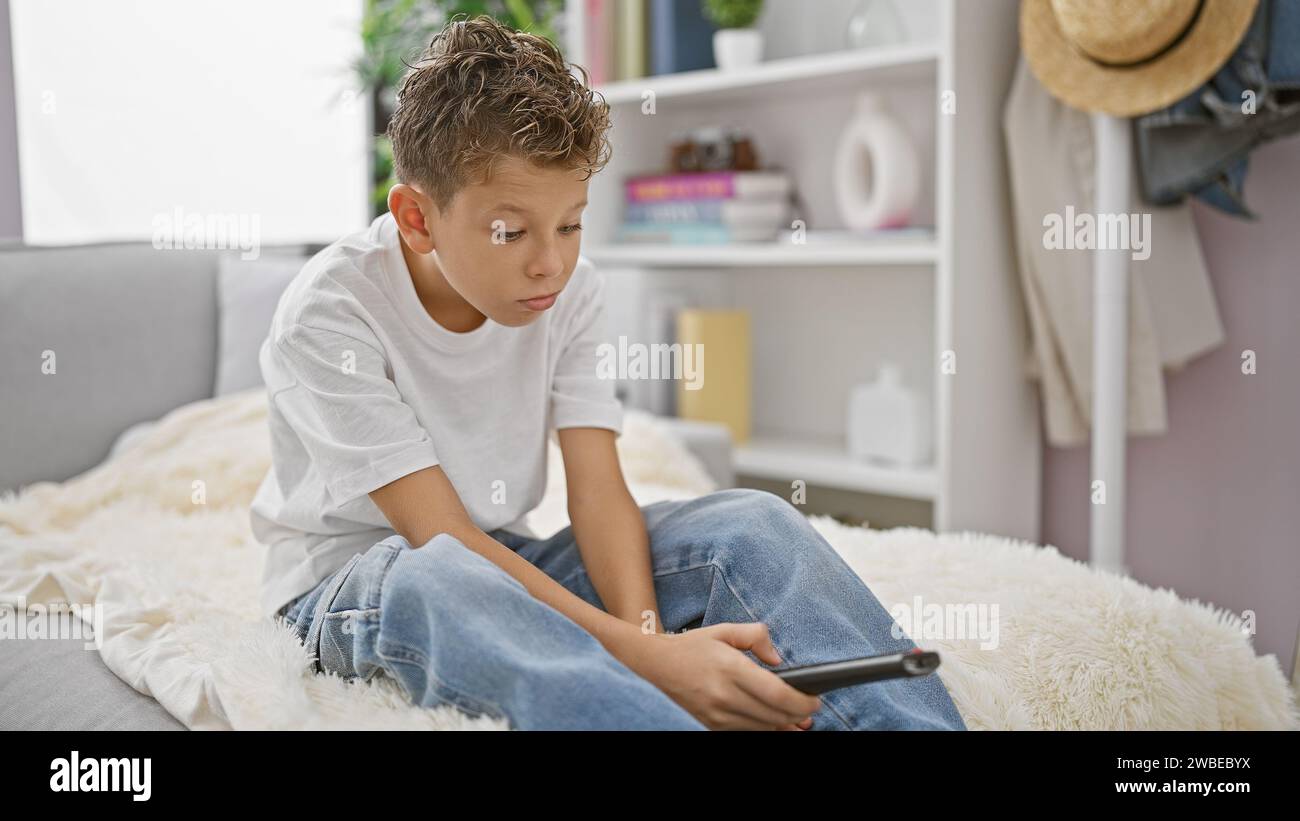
top-left (622, 622), bottom-right (822, 730)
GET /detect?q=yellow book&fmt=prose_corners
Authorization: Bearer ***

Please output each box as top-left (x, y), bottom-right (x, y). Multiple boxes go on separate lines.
top-left (615, 0), bottom-right (647, 81)
top-left (676, 309), bottom-right (751, 444)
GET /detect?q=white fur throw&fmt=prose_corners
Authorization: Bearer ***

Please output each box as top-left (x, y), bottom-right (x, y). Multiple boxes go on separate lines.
top-left (1, 389), bottom-right (1295, 730)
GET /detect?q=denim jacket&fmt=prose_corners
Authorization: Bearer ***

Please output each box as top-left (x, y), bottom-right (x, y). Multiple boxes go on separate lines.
top-left (1136, 0), bottom-right (1300, 218)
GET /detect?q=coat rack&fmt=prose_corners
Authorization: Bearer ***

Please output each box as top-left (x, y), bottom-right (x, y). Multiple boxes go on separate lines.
top-left (1090, 112), bottom-right (1131, 576)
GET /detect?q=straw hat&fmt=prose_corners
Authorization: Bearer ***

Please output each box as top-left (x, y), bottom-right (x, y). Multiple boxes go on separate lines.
top-left (1020, 0), bottom-right (1259, 117)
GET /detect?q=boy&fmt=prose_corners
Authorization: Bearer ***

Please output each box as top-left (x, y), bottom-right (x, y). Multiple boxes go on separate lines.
top-left (249, 15), bottom-right (965, 731)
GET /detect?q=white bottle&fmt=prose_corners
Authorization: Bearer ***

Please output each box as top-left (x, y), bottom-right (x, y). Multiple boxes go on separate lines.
top-left (847, 363), bottom-right (931, 467)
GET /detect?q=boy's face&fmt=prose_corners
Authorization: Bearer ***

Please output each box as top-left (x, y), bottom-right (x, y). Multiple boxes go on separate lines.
top-left (414, 154), bottom-right (589, 329)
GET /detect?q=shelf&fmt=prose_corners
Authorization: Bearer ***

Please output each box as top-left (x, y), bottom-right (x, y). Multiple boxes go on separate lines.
top-left (585, 231), bottom-right (937, 268)
top-left (595, 41), bottom-right (940, 107)
top-left (561, 0), bottom-right (1043, 539)
top-left (733, 435), bottom-right (938, 501)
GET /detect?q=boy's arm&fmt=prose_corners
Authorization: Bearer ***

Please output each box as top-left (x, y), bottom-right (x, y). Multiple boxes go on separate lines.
top-left (556, 426), bottom-right (664, 633)
top-left (368, 464), bottom-right (648, 655)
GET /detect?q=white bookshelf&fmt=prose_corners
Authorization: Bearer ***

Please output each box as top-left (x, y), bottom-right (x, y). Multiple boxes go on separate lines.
top-left (593, 40), bottom-right (941, 106)
top-left (733, 436), bottom-right (938, 501)
top-left (566, 0), bottom-right (1041, 541)
top-left (586, 230), bottom-right (937, 267)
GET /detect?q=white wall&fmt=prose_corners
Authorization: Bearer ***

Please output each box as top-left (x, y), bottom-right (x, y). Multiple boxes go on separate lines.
top-left (9, 0), bottom-right (368, 245)
top-left (757, 0), bottom-right (940, 59)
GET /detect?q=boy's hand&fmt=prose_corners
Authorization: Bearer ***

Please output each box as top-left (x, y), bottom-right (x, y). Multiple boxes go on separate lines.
top-left (620, 622), bottom-right (821, 730)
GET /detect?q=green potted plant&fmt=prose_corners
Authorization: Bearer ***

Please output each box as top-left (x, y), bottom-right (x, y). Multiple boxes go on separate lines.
top-left (702, 0), bottom-right (764, 71)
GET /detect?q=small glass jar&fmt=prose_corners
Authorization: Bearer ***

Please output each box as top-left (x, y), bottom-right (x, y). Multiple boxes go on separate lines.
top-left (845, 0), bottom-right (907, 50)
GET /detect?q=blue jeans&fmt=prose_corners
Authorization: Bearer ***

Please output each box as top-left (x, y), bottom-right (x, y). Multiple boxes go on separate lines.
top-left (277, 488), bottom-right (967, 731)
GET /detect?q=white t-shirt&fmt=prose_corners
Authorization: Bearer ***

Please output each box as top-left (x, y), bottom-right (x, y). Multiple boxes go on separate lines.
top-left (249, 212), bottom-right (623, 619)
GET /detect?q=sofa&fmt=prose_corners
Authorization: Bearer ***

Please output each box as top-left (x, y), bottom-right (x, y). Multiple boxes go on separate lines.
top-left (0, 240), bottom-right (733, 730)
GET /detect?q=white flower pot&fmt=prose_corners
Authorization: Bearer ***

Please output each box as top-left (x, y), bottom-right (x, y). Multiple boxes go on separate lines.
top-left (713, 28), bottom-right (763, 71)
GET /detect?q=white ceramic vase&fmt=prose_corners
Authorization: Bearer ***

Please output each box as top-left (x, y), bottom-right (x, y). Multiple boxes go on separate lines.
top-left (832, 91), bottom-right (919, 231)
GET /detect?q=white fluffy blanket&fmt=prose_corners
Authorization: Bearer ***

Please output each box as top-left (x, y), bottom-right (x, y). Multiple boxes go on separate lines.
top-left (1, 390), bottom-right (1295, 730)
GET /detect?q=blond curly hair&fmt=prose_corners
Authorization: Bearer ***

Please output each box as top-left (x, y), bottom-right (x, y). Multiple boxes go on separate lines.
top-left (386, 14), bottom-right (613, 213)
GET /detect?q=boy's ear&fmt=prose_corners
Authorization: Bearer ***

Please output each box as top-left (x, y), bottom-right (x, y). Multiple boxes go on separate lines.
top-left (388, 183), bottom-right (437, 253)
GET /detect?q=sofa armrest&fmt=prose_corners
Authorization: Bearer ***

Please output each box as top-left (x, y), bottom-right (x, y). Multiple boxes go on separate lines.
top-left (655, 417), bottom-right (734, 489)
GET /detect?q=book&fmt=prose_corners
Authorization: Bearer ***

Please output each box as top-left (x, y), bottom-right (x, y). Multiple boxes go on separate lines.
top-left (626, 170), bottom-right (791, 203)
top-left (625, 198), bottom-right (788, 226)
top-left (620, 186), bottom-right (791, 242)
top-left (615, 0), bottom-right (648, 81)
top-left (650, 0), bottom-right (718, 75)
top-left (584, 0), bottom-right (613, 86)
top-left (676, 309), bottom-right (751, 444)
top-left (624, 200), bottom-right (729, 224)
top-left (615, 222), bottom-right (783, 244)
top-left (617, 223), bottom-right (732, 244)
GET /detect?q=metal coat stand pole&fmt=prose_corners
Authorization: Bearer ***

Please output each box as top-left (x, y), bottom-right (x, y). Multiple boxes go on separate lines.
top-left (1089, 112), bottom-right (1131, 576)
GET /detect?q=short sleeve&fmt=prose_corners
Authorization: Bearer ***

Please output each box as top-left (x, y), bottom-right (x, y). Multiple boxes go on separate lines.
top-left (549, 263), bottom-right (624, 435)
top-left (270, 322), bottom-right (440, 505)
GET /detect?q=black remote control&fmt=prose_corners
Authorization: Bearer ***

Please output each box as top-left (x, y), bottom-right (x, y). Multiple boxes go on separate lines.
top-left (774, 648), bottom-right (941, 695)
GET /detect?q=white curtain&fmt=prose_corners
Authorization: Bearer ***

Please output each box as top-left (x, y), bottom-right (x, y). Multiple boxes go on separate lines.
top-left (9, 0), bottom-right (368, 245)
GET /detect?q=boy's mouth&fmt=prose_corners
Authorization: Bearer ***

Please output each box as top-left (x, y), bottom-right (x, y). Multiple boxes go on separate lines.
top-left (519, 289), bottom-right (560, 311)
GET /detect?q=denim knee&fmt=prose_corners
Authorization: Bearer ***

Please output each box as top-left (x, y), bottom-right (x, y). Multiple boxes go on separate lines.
top-left (687, 489), bottom-right (832, 587)
top-left (372, 533), bottom-right (534, 718)
top-left (375, 532), bottom-right (530, 655)
top-left (705, 488), bottom-right (810, 541)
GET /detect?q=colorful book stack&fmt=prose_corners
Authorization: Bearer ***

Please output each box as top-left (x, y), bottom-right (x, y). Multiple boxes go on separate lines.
top-left (583, 0), bottom-right (717, 85)
top-left (617, 170), bottom-right (793, 244)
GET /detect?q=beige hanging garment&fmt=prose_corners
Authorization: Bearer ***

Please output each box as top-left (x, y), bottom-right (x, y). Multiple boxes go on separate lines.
top-left (1003, 57), bottom-right (1225, 448)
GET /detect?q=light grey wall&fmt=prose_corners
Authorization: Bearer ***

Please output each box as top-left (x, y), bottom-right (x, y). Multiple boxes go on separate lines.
top-left (757, 0), bottom-right (940, 58)
top-left (0, 0), bottom-right (21, 240)
top-left (1042, 134), bottom-right (1300, 679)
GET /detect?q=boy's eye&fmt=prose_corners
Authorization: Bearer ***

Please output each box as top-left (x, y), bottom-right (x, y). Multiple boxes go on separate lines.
top-left (497, 224), bottom-right (582, 243)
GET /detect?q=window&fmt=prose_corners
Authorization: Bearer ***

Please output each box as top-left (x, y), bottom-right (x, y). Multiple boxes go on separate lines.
top-left (9, 0), bottom-right (368, 245)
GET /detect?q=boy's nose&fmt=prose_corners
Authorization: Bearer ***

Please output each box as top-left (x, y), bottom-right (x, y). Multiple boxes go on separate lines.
top-left (526, 244), bottom-right (565, 280)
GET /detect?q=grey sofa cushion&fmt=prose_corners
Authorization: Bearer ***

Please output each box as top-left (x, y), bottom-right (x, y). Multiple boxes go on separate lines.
top-left (655, 416), bottom-right (734, 488)
top-left (0, 243), bottom-right (222, 495)
top-left (0, 241), bottom-right (315, 495)
top-left (214, 251), bottom-right (307, 396)
top-left (0, 634), bottom-right (187, 731)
